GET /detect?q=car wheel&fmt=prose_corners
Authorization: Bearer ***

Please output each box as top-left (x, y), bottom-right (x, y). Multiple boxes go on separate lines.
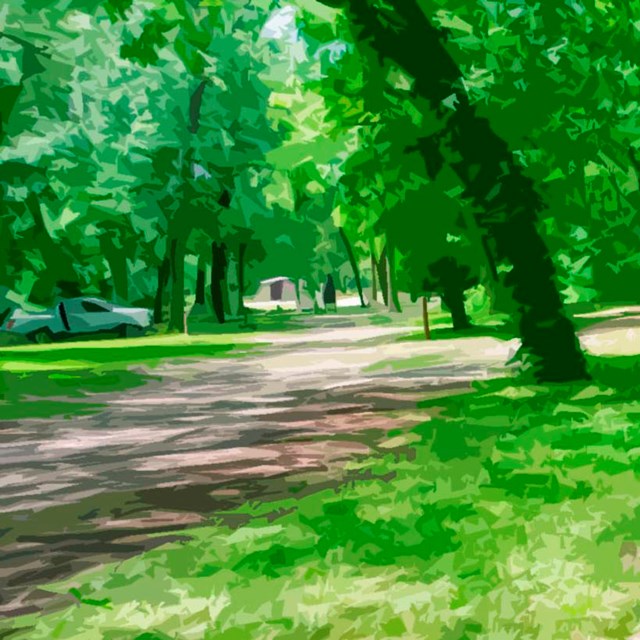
top-left (120, 325), bottom-right (144, 338)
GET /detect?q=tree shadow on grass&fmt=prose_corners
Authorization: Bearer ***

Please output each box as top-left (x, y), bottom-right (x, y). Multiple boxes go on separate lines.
top-left (411, 354), bottom-right (640, 499)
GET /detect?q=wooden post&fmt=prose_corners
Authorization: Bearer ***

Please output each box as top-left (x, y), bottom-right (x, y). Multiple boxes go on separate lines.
top-left (422, 296), bottom-right (431, 341)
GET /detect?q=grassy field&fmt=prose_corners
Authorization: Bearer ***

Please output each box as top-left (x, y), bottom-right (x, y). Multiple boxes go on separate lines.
top-left (3, 353), bottom-right (640, 639)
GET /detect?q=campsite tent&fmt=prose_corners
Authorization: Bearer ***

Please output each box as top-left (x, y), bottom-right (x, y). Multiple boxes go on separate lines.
top-left (245, 277), bottom-right (314, 311)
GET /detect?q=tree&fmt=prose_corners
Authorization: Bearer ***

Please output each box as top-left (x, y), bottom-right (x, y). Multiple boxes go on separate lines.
top-left (316, 0), bottom-right (588, 382)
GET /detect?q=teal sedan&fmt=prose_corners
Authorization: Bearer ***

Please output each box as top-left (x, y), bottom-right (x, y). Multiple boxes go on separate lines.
top-left (2, 297), bottom-right (153, 343)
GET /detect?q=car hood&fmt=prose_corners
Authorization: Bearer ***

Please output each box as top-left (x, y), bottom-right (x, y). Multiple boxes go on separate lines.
top-left (113, 306), bottom-right (152, 326)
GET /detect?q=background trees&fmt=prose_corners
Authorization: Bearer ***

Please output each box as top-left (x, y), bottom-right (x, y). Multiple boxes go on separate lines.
top-left (2, 0), bottom-right (639, 381)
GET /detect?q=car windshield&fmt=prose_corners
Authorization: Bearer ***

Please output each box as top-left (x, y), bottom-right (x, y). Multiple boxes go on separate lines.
top-left (81, 300), bottom-right (111, 313)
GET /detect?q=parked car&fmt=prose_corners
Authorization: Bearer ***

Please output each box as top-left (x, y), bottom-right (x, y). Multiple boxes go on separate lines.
top-left (1, 297), bottom-right (153, 343)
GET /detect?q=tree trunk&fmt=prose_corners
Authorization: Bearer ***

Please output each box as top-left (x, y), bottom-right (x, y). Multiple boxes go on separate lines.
top-left (442, 286), bottom-right (471, 331)
top-left (25, 193), bottom-right (78, 304)
top-left (195, 255), bottom-right (206, 306)
top-left (210, 241), bottom-right (227, 324)
top-left (100, 235), bottom-right (128, 304)
top-left (386, 243), bottom-right (402, 312)
top-left (0, 204), bottom-right (13, 290)
top-left (339, 227), bottom-right (367, 307)
top-left (498, 218), bottom-right (587, 380)
top-left (370, 248), bottom-right (377, 303)
top-left (328, 0), bottom-right (587, 381)
top-left (154, 258), bottom-right (170, 324)
top-left (481, 235), bottom-right (500, 283)
top-left (168, 236), bottom-right (186, 333)
top-left (376, 247), bottom-right (389, 306)
top-left (422, 296), bottom-right (431, 340)
top-left (479, 234), bottom-right (515, 316)
top-left (222, 277), bottom-right (232, 316)
top-left (237, 243), bottom-right (247, 317)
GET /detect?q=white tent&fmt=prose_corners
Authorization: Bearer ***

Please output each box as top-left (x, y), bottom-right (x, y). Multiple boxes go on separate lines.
top-left (245, 277), bottom-right (314, 311)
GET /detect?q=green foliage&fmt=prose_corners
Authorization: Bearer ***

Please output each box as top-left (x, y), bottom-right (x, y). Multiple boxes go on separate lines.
top-left (2, 0), bottom-right (636, 379)
top-left (417, 0), bottom-right (640, 304)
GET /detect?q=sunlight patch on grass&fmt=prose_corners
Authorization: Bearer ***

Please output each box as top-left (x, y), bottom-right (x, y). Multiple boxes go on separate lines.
top-left (0, 337), bottom-right (263, 373)
top-left (0, 359), bottom-right (93, 373)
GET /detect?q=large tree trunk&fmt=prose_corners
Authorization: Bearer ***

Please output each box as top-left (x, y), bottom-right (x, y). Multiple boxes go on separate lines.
top-left (210, 241), bottom-right (227, 324)
top-left (168, 236), bottom-right (186, 333)
top-left (386, 243), bottom-right (402, 312)
top-left (498, 218), bottom-right (587, 380)
top-left (339, 227), bottom-right (367, 307)
top-left (154, 258), bottom-right (170, 324)
top-left (330, 0), bottom-right (587, 382)
top-left (442, 286), bottom-right (471, 331)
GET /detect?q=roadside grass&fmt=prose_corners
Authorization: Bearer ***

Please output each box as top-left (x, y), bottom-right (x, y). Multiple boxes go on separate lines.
top-left (399, 301), bottom-right (633, 343)
top-left (0, 335), bottom-right (256, 371)
top-left (0, 334), bottom-right (262, 422)
top-left (398, 322), bottom-right (515, 343)
top-left (4, 355), bottom-right (640, 639)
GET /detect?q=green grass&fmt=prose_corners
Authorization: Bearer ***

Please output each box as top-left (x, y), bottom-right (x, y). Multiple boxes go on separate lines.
top-left (398, 322), bottom-right (515, 343)
top-left (0, 333), bottom-right (257, 366)
top-left (398, 300), bottom-right (632, 343)
top-left (4, 355), bottom-right (640, 639)
top-left (0, 333), bottom-right (262, 421)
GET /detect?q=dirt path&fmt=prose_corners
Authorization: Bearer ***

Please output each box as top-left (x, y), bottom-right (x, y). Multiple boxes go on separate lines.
top-left (0, 324), bottom-right (514, 616)
top-left (0, 326), bottom-right (515, 516)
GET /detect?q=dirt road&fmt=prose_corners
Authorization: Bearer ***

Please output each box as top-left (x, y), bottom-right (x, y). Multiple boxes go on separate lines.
top-left (0, 324), bottom-right (514, 616)
top-left (0, 326), bottom-right (516, 516)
